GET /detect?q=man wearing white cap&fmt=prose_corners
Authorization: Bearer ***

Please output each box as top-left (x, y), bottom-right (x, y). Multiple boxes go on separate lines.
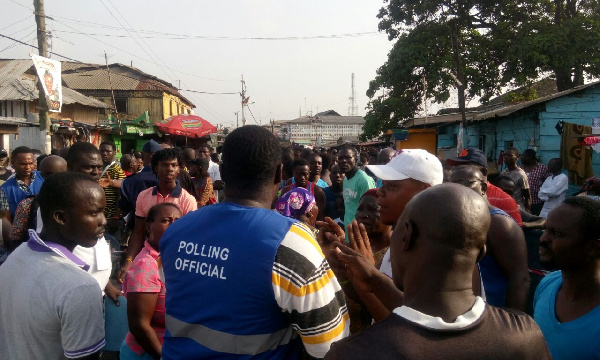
top-left (366, 149), bottom-right (444, 278)
top-left (320, 149), bottom-right (444, 322)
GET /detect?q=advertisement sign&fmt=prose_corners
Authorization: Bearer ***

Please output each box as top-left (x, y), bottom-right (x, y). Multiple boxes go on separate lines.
top-left (31, 55), bottom-right (62, 112)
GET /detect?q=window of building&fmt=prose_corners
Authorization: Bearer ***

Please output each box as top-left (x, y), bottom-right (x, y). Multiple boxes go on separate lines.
top-left (479, 135), bottom-right (486, 153)
top-left (115, 98), bottom-right (127, 113)
top-left (505, 140), bottom-right (513, 149)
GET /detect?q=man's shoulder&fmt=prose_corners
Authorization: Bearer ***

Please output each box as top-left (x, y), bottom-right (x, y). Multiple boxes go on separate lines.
top-left (536, 271), bottom-right (562, 298)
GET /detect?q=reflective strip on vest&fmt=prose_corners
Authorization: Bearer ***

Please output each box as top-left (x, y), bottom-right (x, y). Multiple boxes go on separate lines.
top-left (166, 315), bottom-right (298, 355)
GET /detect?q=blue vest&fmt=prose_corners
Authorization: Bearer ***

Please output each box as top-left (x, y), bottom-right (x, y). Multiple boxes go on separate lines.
top-left (1, 171), bottom-right (43, 217)
top-left (159, 203), bottom-right (303, 359)
top-left (480, 208), bottom-right (514, 307)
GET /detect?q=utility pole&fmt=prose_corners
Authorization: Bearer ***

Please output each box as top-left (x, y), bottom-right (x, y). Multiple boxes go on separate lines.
top-left (105, 52), bottom-right (120, 134)
top-left (240, 75), bottom-right (246, 127)
top-left (34, 0), bottom-right (51, 153)
top-left (234, 112), bottom-right (239, 129)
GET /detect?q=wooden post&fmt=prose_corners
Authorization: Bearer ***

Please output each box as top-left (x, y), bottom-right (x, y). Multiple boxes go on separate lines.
top-left (34, 0), bottom-right (51, 153)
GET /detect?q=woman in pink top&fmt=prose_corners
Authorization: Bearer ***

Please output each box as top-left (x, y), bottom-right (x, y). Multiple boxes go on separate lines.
top-left (121, 203), bottom-right (182, 359)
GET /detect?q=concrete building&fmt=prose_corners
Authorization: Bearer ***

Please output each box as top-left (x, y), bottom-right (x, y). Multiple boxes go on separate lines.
top-left (277, 110), bottom-right (365, 147)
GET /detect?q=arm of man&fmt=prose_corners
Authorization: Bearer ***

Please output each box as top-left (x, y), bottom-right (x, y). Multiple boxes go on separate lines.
top-left (60, 283), bottom-right (105, 359)
top-left (273, 223), bottom-right (349, 359)
top-left (522, 188), bottom-right (532, 212)
top-left (487, 215), bottom-right (530, 311)
top-left (314, 187), bottom-right (326, 221)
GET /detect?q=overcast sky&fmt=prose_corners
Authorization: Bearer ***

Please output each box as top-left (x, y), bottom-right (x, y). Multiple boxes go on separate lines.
top-left (1, 0), bottom-right (395, 128)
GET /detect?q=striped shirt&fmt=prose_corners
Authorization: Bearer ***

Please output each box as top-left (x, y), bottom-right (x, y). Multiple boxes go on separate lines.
top-left (102, 162), bottom-right (126, 218)
top-left (272, 222), bottom-right (350, 358)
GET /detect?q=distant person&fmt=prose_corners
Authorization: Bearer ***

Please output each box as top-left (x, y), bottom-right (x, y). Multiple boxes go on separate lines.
top-left (180, 148), bottom-right (196, 171)
top-left (120, 154), bottom-right (138, 176)
top-left (580, 176), bottom-right (600, 201)
top-left (280, 158), bottom-right (326, 221)
top-left (538, 158), bottom-right (568, 218)
top-left (197, 144), bottom-right (223, 201)
top-left (323, 164), bottom-right (345, 222)
top-left (520, 149), bottom-right (549, 215)
top-left (308, 153), bottom-right (328, 188)
top-left (447, 148), bottom-right (523, 225)
top-left (275, 187), bottom-right (319, 230)
top-left (0, 149), bottom-right (13, 182)
top-left (326, 184), bottom-right (551, 360)
top-left (159, 126), bottom-right (349, 359)
top-left (99, 141), bottom-right (126, 219)
top-left (534, 197), bottom-right (600, 359)
top-left (0, 172), bottom-right (107, 359)
top-left (188, 158), bottom-right (216, 207)
top-left (373, 147), bottom-right (395, 188)
top-left (502, 148), bottom-right (531, 212)
top-left (339, 146), bottom-right (376, 238)
top-left (320, 154), bottom-right (333, 186)
top-left (0, 146), bottom-right (44, 221)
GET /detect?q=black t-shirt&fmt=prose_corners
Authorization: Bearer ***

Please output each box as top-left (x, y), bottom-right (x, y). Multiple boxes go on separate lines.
top-left (0, 169), bottom-right (13, 182)
top-left (325, 305), bottom-right (551, 360)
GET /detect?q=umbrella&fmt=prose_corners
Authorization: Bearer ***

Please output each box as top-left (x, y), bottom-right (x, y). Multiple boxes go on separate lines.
top-left (155, 115), bottom-right (217, 138)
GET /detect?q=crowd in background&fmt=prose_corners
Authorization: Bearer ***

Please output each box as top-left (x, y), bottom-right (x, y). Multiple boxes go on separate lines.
top-left (0, 125), bottom-right (599, 359)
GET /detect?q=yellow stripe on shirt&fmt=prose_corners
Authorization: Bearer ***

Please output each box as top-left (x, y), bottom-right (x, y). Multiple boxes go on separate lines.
top-left (272, 268), bottom-right (336, 297)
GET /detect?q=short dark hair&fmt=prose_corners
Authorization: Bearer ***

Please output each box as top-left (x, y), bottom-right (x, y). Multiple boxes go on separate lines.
top-left (282, 159), bottom-right (294, 179)
top-left (198, 143), bottom-right (212, 152)
top-left (496, 174), bottom-right (515, 185)
top-left (505, 147), bottom-right (519, 156)
top-left (293, 158), bottom-right (309, 170)
top-left (522, 149), bottom-right (536, 158)
top-left (190, 157), bottom-right (209, 172)
top-left (550, 157), bottom-right (562, 167)
top-left (100, 140), bottom-right (116, 152)
top-left (322, 154), bottom-right (331, 170)
top-left (11, 146), bottom-right (33, 159)
top-left (340, 145), bottom-right (357, 158)
top-left (151, 149), bottom-right (181, 173)
top-left (66, 142), bottom-right (101, 168)
top-left (563, 197), bottom-right (600, 242)
top-left (37, 171), bottom-right (98, 225)
top-left (221, 125), bottom-right (280, 193)
top-left (146, 203), bottom-right (181, 223)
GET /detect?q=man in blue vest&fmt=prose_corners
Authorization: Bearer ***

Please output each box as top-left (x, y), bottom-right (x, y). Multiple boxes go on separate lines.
top-left (160, 125), bottom-right (349, 359)
top-left (0, 146), bottom-right (44, 221)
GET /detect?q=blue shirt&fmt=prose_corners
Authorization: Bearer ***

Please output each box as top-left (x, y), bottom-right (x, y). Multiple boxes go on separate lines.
top-left (118, 166), bottom-right (157, 215)
top-left (534, 271), bottom-right (600, 359)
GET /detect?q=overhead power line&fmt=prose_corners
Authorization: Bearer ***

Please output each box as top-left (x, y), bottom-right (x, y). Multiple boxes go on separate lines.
top-left (50, 29), bottom-right (380, 41)
top-left (0, 33), bottom-right (80, 61)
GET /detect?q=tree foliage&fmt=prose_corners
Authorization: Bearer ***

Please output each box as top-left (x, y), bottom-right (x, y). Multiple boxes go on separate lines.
top-left (361, 0), bottom-right (600, 140)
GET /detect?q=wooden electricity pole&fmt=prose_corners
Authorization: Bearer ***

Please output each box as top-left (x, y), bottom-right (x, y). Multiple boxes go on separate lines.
top-left (34, 0), bottom-right (51, 153)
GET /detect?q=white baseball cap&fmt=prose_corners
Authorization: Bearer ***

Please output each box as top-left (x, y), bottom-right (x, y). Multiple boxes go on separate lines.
top-left (366, 149), bottom-right (443, 186)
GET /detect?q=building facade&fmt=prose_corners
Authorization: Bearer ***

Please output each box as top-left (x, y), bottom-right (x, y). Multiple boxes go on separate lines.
top-left (277, 111), bottom-right (365, 146)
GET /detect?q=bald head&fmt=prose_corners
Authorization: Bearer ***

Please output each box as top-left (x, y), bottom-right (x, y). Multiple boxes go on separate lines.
top-left (39, 155), bottom-right (67, 179)
top-left (449, 165), bottom-right (487, 197)
top-left (377, 148), bottom-right (395, 165)
top-left (407, 183), bottom-right (490, 250)
top-left (391, 184), bottom-right (490, 290)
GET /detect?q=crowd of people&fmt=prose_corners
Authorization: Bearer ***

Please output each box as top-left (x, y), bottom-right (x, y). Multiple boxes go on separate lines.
top-left (0, 125), bottom-right (598, 359)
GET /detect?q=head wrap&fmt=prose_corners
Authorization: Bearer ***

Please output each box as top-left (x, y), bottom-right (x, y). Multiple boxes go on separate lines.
top-left (361, 188), bottom-right (379, 200)
top-left (582, 176), bottom-right (600, 192)
top-left (275, 187), bottom-right (316, 220)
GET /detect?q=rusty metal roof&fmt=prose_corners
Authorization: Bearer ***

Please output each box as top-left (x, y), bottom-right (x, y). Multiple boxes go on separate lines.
top-left (0, 59), bottom-right (108, 108)
top-left (61, 62), bottom-right (195, 107)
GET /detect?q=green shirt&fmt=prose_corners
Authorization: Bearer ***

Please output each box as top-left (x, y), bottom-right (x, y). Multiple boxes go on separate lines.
top-left (343, 169), bottom-right (375, 239)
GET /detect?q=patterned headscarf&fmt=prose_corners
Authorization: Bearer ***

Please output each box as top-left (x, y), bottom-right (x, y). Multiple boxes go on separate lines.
top-left (582, 176), bottom-right (600, 192)
top-left (275, 187), bottom-right (316, 220)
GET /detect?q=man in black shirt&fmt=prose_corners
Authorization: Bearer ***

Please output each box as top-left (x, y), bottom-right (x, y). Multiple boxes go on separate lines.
top-left (326, 184), bottom-right (550, 360)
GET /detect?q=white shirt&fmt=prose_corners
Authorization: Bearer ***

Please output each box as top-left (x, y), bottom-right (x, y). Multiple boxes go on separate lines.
top-left (208, 160), bottom-right (221, 203)
top-left (538, 173), bottom-right (568, 218)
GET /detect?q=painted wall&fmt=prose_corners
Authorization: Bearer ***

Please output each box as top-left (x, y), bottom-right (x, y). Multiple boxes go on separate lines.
top-left (162, 93), bottom-right (193, 122)
top-left (437, 85), bottom-right (600, 174)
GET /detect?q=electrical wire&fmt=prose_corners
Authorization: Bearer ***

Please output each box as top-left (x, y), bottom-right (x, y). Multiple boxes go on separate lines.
top-left (0, 33), bottom-right (81, 61)
top-left (0, 15), bottom-right (32, 31)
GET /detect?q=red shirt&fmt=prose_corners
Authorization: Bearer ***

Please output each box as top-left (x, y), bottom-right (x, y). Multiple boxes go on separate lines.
top-left (487, 182), bottom-right (523, 226)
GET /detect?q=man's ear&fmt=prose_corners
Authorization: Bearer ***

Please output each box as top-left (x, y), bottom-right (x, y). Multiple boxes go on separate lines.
top-left (54, 209), bottom-right (67, 226)
top-left (404, 220), bottom-right (417, 251)
top-left (274, 164), bottom-right (283, 185)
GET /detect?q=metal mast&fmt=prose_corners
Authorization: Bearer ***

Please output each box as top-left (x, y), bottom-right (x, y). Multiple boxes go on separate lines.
top-left (348, 73), bottom-right (358, 116)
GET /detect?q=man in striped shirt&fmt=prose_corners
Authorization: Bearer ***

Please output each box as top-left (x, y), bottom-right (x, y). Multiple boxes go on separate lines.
top-left (159, 126), bottom-right (349, 359)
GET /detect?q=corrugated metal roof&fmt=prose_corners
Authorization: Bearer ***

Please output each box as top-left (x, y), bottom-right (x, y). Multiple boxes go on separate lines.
top-left (61, 61), bottom-right (195, 107)
top-left (0, 59), bottom-right (108, 108)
